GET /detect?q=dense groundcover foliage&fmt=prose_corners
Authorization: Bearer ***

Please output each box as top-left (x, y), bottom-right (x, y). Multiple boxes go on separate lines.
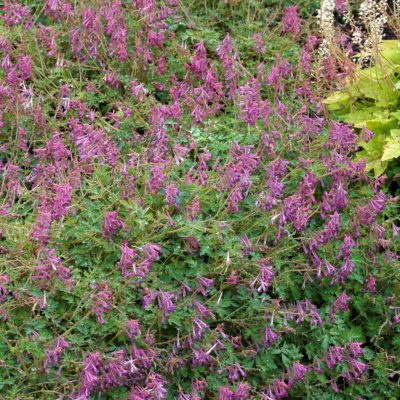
top-left (0, 1), bottom-right (399, 399)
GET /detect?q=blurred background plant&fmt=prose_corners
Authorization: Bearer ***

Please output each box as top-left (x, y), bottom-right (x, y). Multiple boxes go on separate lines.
top-left (320, 0), bottom-right (400, 192)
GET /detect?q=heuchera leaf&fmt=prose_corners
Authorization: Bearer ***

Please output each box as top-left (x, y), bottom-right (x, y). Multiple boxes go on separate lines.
top-left (353, 68), bottom-right (397, 107)
top-left (323, 91), bottom-right (351, 111)
top-left (382, 129), bottom-right (400, 161)
top-left (325, 41), bottom-right (400, 175)
top-left (340, 108), bottom-right (389, 128)
top-left (365, 119), bottom-right (398, 135)
top-left (357, 130), bottom-right (388, 176)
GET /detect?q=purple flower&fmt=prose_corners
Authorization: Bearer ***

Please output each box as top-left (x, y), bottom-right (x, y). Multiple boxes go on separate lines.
top-left (348, 357), bottom-right (368, 379)
top-left (44, 336), bottom-right (70, 368)
top-left (288, 361), bottom-right (308, 385)
top-left (157, 291), bottom-right (176, 323)
top-left (300, 49), bottom-right (312, 73)
top-left (146, 165), bottom-right (166, 193)
top-left (2, 163), bottom-right (22, 198)
top-left (142, 243), bottom-right (162, 263)
top-left (192, 347), bottom-right (211, 367)
top-left (287, 300), bottom-right (323, 326)
top-left (267, 56), bottom-right (292, 93)
top-left (323, 260), bottom-right (336, 277)
top-left (283, 196), bottom-right (310, 232)
top-left (2, 1), bottom-right (31, 27)
top-left (131, 343), bottom-right (157, 369)
top-left (69, 118), bottom-right (119, 165)
top-left (263, 326), bottom-right (279, 348)
top-left (219, 386), bottom-right (235, 400)
top-left (90, 281), bottom-right (113, 325)
top-left (325, 212), bottom-right (341, 239)
top-left (192, 317), bottom-right (209, 339)
top-left (370, 192), bottom-right (386, 213)
top-left (185, 236), bottom-right (200, 256)
top-left (145, 372), bottom-right (168, 399)
top-left (235, 382), bottom-right (251, 399)
top-left (44, 0), bottom-right (74, 21)
top-left (52, 183), bottom-right (73, 220)
top-left (220, 143), bottom-right (259, 191)
top-left (241, 235), bottom-right (253, 255)
top-left (193, 379), bottom-right (207, 393)
top-left (77, 351), bottom-right (103, 398)
top-left (99, 350), bottom-right (129, 391)
top-left (281, 6), bottom-right (301, 39)
top-left (324, 346), bottom-right (344, 369)
top-left (31, 195), bottom-right (53, 244)
top-left (363, 275), bottom-right (377, 294)
top-left (332, 379), bottom-right (340, 393)
top-left (321, 182), bottom-right (348, 217)
top-left (270, 378), bottom-right (289, 399)
top-left (165, 182), bottom-right (180, 208)
top-left (45, 131), bottom-right (72, 168)
top-left (16, 54), bottom-right (32, 80)
top-left (227, 363), bottom-right (246, 382)
top-left (126, 320), bottom-right (141, 341)
top-left (103, 211), bottom-right (124, 240)
top-left (392, 224), bottom-right (400, 239)
top-left (0, 275), bottom-right (10, 303)
top-left (118, 241), bottom-right (138, 277)
top-left (330, 291), bottom-right (350, 322)
top-left (338, 234), bottom-right (356, 260)
top-left (268, 159), bottom-right (288, 187)
top-left (225, 270), bottom-right (240, 286)
top-left (193, 300), bottom-right (210, 318)
top-left (197, 277), bottom-right (215, 297)
top-left (130, 80), bottom-right (147, 102)
top-left (238, 78), bottom-right (271, 126)
top-left (314, 358), bottom-right (323, 374)
top-left (104, 3), bottom-right (128, 61)
top-left (362, 128), bottom-right (374, 142)
top-left (216, 34), bottom-right (237, 99)
top-left (371, 223), bottom-right (385, 240)
top-left (252, 32), bottom-right (265, 53)
top-left (346, 342), bottom-right (364, 357)
top-left (335, 0), bottom-right (348, 13)
top-left (227, 187), bottom-right (243, 213)
top-left (356, 191), bottom-right (387, 226)
top-left (142, 287), bottom-right (157, 308)
top-left (32, 248), bottom-right (74, 289)
top-left (338, 258), bottom-right (354, 283)
top-left (179, 281), bottom-right (192, 298)
top-left (253, 261), bottom-right (274, 293)
top-left (329, 122), bottom-right (359, 153)
top-left (189, 41), bottom-right (208, 77)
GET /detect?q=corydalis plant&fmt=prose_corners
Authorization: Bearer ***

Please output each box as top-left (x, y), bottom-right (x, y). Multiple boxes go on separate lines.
top-left (0, 1), bottom-right (398, 399)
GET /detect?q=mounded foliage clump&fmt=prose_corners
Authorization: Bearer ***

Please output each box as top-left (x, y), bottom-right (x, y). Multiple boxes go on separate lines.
top-left (0, 1), bottom-right (399, 399)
